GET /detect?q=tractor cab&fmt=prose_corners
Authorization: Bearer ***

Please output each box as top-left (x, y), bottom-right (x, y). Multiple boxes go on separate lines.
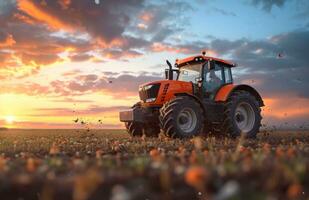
top-left (166, 53), bottom-right (235, 100)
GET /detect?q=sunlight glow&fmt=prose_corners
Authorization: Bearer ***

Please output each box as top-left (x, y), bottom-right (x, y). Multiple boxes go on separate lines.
top-left (5, 116), bottom-right (15, 124)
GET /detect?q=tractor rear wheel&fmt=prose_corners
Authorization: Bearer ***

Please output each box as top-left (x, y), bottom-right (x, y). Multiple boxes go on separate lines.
top-left (159, 96), bottom-right (204, 138)
top-left (220, 90), bottom-right (262, 138)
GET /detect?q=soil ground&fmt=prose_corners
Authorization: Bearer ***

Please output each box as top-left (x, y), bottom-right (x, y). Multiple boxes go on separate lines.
top-left (0, 129), bottom-right (308, 200)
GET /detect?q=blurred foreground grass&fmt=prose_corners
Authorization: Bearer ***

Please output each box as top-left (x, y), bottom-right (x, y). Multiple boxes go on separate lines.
top-left (0, 129), bottom-right (308, 200)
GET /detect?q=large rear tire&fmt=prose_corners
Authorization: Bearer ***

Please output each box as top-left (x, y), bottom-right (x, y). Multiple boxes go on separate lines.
top-left (220, 90), bottom-right (262, 138)
top-left (159, 96), bottom-right (204, 138)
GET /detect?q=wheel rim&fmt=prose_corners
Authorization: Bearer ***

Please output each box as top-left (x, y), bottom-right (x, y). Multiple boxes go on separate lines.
top-left (177, 107), bottom-right (197, 134)
top-left (234, 102), bottom-right (255, 133)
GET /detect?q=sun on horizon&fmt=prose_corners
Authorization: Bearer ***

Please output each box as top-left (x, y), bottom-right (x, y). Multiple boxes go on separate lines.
top-left (4, 116), bottom-right (16, 124)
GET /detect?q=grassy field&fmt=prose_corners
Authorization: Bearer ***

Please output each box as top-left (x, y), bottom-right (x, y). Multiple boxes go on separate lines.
top-left (0, 129), bottom-right (308, 200)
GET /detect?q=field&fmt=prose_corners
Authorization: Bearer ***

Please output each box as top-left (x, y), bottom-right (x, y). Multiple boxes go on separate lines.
top-left (0, 129), bottom-right (308, 200)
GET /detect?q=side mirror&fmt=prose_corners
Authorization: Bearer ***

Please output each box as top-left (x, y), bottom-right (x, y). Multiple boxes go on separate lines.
top-left (208, 60), bottom-right (215, 70)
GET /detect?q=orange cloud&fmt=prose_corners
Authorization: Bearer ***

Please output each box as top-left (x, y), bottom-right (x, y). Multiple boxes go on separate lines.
top-left (17, 0), bottom-right (70, 30)
top-left (263, 97), bottom-right (309, 119)
top-left (102, 50), bottom-right (142, 59)
top-left (13, 13), bottom-right (36, 25)
top-left (204, 49), bottom-right (218, 57)
top-left (151, 42), bottom-right (192, 54)
top-left (58, 0), bottom-right (71, 9)
top-left (140, 12), bottom-right (154, 22)
top-left (241, 78), bottom-right (264, 86)
top-left (0, 34), bottom-right (16, 47)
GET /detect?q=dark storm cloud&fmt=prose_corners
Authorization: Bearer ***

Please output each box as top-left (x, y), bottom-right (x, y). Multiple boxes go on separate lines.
top-left (6, 23), bottom-right (93, 54)
top-left (0, 30), bottom-right (11, 43)
top-left (0, 20), bottom-right (94, 78)
top-left (69, 54), bottom-right (93, 62)
top-left (132, 1), bottom-right (192, 42)
top-left (249, 0), bottom-right (309, 14)
top-left (11, 0), bottom-right (188, 49)
top-left (233, 30), bottom-right (309, 71)
top-left (250, 0), bottom-right (287, 11)
top-left (14, 0), bottom-right (145, 42)
top-left (208, 30), bottom-right (309, 99)
top-left (151, 27), bottom-right (183, 42)
top-left (100, 49), bottom-right (143, 60)
top-left (120, 36), bottom-right (151, 51)
top-left (155, 29), bottom-right (309, 99)
top-left (0, 0), bottom-right (192, 79)
top-left (18, 52), bottom-right (62, 65)
top-left (56, 73), bottom-right (160, 97)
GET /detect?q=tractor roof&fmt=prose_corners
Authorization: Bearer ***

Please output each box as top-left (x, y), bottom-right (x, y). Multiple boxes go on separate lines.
top-left (175, 55), bottom-right (235, 67)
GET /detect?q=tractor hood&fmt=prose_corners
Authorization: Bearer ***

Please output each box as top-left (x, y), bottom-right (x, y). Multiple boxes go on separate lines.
top-left (138, 80), bottom-right (193, 106)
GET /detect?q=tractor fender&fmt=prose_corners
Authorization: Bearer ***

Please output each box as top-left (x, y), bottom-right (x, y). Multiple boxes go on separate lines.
top-left (215, 84), bottom-right (264, 107)
top-left (174, 93), bottom-right (207, 114)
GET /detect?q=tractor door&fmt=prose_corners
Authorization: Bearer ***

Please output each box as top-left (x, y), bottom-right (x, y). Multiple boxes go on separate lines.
top-left (202, 61), bottom-right (232, 99)
top-left (203, 61), bottom-right (223, 99)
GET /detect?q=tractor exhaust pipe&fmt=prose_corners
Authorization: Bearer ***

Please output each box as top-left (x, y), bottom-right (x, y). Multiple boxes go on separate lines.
top-left (166, 60), bottom-right (173, 80)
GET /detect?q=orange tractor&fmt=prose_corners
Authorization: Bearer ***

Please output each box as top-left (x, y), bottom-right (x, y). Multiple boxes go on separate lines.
top-left (119, 52), bottom-right (264, 138)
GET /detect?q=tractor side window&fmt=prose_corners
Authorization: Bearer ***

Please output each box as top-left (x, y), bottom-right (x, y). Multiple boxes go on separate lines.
top-left (204, 63), bottom-right (224, 93)
top-left (224, 67), bottom-right (232, 84)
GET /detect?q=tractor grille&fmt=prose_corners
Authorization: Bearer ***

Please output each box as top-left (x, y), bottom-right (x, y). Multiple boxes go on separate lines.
top-left (139, 83), bottom-right (161, 102)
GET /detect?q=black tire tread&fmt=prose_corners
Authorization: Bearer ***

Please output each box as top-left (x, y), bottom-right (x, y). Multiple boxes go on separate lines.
top-left (125, 102), bottom-right (160, 137)
top-left (218, 90), bottom-right (262, 138)
top-left (159, 96), bottom-right (204, 138)
top-left (125, 121), bottom-right (143, 137)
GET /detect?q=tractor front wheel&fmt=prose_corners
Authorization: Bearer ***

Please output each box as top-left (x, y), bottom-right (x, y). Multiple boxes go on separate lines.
top-left (125, 122), bottom-right (160, 137)
top-left (159, 96), bottom-right (204, 138)
top-left (125, 122), bottom-right (143, 137)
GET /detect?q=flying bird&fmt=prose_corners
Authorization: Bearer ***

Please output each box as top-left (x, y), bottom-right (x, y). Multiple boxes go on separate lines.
top-left (277, 53), bottom-right (284, 59)
top-left (73, 118), bottom-right (79, 123)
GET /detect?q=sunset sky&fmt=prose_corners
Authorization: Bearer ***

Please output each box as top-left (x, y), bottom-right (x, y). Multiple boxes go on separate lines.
top-left (0, 0), bottom-right (308, 129)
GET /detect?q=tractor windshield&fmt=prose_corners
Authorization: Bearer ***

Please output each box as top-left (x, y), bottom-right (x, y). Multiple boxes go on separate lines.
top-left (177, 63), bottom-right (202, 83)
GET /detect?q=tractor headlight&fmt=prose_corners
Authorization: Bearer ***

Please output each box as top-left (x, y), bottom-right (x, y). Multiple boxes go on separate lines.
top-left (145, 98), bottom-right (156, 103)
top-left (144, 84), bottom-right (153, 90)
